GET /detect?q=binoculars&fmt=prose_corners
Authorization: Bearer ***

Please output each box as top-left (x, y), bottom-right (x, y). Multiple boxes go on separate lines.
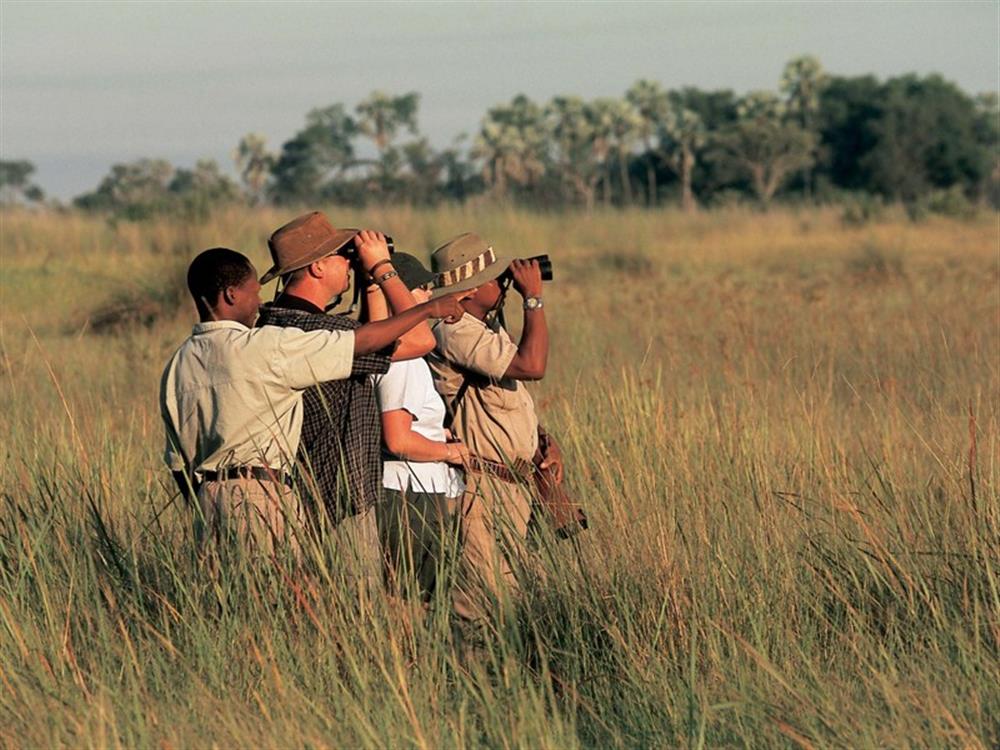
top-left (501, 254), bottom-right (553, 282)
top-left (339, 234), bottom-right (395, 260)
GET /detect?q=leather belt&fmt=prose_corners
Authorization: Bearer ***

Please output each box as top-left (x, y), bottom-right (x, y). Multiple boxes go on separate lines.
top-left (200, 466), bottom-right (293, 488)
top-left (465, 456), bottom-right (534, 484)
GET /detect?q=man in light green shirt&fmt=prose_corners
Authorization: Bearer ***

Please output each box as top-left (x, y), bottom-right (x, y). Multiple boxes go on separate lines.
top-left (161, 246), bottom-right (466, 556)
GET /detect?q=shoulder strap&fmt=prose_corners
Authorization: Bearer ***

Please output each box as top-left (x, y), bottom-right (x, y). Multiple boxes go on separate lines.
top-left (443, 375), bottom-right (472, 431)
top-left (441, 277), bottom-right (513, 431)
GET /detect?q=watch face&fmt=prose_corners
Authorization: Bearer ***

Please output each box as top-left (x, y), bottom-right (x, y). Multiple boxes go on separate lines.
top-left (525, 297), bottom-right (542, 310)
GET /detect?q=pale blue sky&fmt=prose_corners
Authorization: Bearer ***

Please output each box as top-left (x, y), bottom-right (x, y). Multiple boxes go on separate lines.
top-left (2, 0), bottom-right (997, 199)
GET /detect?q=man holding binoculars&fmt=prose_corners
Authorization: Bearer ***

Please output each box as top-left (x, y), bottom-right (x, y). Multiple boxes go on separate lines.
top-left (256, 212), bottom-right (452, 590)
top-left (427, 232), bottom-right (563, 630)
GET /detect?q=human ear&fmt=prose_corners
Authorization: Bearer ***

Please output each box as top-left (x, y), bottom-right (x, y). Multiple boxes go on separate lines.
top-left (223, 286), bottom-right (237, 305)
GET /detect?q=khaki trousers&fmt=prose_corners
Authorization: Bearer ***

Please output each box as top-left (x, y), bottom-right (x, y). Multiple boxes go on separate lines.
top-left (452, 471), bottom-right (533, 624)
top-left (196, 477), bottom-right (303, 559)
top-left (327, 506), bottom-right (382, 597)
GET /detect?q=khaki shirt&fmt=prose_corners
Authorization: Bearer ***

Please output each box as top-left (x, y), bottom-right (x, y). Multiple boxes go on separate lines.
top-left (160, 320), bottom-right (354, 475)
top-left (428, 313), bottom-right (538, 464)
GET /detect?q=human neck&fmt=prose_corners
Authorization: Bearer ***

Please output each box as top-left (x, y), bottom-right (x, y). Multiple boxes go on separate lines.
top-left (462, 300), bottom-right (488, 321)
top-left (199, 309), bottom-right (247, 326)
top-left (282, 280), bottom-right (330, 309)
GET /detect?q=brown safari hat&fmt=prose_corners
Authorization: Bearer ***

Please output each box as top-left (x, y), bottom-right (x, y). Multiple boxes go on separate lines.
top-left (430, 232), bottom-right (511, 297)
top-left (261, 211), bottom-right (358, 284)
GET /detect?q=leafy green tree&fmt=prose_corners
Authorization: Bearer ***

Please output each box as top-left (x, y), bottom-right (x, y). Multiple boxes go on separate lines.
top-left (861, 74), bottom-right (991, 201)
top-left (74, 159), bottom-right (174, 219)
top-left (270, 104), bottom-right (357, 205)
top-left (0, 160), bottom-right (45, 205)
top-left (168, 159), bottom-right (240, 219)
top-left (817, 75), bottom-right (882, 191)
top-left (233, 133), bottom-right (275, 205)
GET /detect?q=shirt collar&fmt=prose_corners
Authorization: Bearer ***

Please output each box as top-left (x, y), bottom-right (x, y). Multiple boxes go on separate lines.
top-left (192, 319), bottom-right (250, 334)
top-left (273, 293), bottom-right (325, 315)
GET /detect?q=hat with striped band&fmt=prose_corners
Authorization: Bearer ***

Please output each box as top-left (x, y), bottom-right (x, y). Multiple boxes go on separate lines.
top-left (429, 232), bottom-right (512, 297)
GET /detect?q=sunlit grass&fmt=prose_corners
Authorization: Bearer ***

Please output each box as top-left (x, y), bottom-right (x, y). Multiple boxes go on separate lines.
top-left (1, 206), bottom-right (997, 747)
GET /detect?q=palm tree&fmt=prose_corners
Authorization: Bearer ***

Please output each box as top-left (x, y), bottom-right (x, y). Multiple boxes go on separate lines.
top-left (780, 56), bottom-right (826, 130)
top-left (607, 99), bottom-right (642, 205)
top-left (472, 95), bottom-right (547, 200)
top-left (626, 80), bottom-right (671, 205)
top-left (780, 56), bottom-right (826, 197)
top-left (355, 91), bottom-right (420, 193)
top-left (587, 98), bottom-right (620, 206)
top-left (546, 96), bottom-right (600, 209)
top-left (660, 108), bottom-right (706, 213)
top-left (232, 133), bottom-right (274, 205)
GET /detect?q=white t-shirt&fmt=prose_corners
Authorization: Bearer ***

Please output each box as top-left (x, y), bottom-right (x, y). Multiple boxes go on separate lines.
top-left (374, 358), bottom-right (465, 497)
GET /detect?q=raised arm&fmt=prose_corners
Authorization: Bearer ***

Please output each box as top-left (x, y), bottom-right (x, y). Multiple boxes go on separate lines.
top-left (355, 230), bottom-right (435, 360)
top-left (502, 259), bottom-right (549, 381)
top-left (354, 293), bottom-right (467, 355)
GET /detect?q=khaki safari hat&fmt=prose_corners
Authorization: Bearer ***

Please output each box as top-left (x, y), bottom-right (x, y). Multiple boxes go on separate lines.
top-left (430, 232), bottom-right (512, 297)
top-left (261, 211), bottom-right (358, 284)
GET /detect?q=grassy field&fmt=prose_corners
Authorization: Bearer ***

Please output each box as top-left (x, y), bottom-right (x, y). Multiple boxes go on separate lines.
top-left (1, 205), bottom-right (997, 748)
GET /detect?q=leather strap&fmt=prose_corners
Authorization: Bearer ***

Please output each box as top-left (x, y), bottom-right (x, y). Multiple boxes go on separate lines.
top-left (201, 466), bottom-right (293, 488)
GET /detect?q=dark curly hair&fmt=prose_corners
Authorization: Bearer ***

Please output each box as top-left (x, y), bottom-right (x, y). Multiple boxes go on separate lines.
top-left (186, 247), bottom-right (254, 315)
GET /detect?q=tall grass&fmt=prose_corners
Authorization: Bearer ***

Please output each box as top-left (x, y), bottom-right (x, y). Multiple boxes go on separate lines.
top-left (1, 206), bottom-right (997, 747)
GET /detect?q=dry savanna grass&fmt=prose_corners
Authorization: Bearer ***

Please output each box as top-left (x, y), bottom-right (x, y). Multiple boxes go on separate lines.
top-left (0, 205), bottom-right (997, 748)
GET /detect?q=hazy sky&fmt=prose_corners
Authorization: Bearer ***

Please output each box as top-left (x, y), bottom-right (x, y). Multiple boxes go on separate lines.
top-left (2, 0), bottom-right (997, 200)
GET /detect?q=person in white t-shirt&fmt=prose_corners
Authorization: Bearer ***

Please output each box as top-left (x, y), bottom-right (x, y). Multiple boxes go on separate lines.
top-left (369, 254), bottom-right (472, 600)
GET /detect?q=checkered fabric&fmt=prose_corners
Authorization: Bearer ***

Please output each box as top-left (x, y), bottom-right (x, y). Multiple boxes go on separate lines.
top-left (256, 303), bottom-right (391, 524)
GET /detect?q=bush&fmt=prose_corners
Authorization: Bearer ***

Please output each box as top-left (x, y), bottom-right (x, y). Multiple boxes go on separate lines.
top-left (845, 242), bottom-right (905, 282)
top-left (840, 193), bottom-right (885, 226)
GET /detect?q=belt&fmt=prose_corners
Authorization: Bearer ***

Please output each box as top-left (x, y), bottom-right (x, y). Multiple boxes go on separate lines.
top-left (200, 466), bottom-right (293, 488)
top-left (465, 456), bottom-right (534, 484)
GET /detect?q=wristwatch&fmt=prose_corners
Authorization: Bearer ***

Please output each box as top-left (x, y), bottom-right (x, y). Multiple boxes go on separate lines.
top-left (523, 296), bottom-right (543, 311)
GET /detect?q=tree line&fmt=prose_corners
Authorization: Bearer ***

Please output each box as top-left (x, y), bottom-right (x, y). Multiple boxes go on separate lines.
top-left (2, 56), bottom-right (997, 218)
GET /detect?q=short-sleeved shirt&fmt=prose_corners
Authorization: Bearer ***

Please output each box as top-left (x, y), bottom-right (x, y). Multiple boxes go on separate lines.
top-left (256, 297), bottom-right (392, 521)
top-left (426, 313), bottom-right (538, 464)
top-left (160, 320), bottom-right (354, 476)
top-left (374, 358), bottom-right (465, 497)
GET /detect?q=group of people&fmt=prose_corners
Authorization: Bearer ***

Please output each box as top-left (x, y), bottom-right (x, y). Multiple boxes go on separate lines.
top-left (159, 210), bottom-right (561, 632)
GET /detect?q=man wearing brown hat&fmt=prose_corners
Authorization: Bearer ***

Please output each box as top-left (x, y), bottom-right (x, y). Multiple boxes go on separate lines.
top-left (160, 245), bottom-right (466, 560)
top-left (425, 232), bottom-right (563, 626)
top-left (255, 212), bottom-right (445, 587)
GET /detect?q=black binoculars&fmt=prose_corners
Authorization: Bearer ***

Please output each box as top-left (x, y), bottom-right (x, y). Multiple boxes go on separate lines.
top-left (339, 234), bottom-right (395, 260)
top-left (501, 254), bottom-right (553, 282)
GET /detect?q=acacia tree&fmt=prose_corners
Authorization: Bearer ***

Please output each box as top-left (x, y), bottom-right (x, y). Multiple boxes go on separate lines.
top-left (711, 93), bottom-right (816, 207)
top-left (0, 160), bottom-right (44, 205)
top-left (233, 133), bottom-right (275, 205)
